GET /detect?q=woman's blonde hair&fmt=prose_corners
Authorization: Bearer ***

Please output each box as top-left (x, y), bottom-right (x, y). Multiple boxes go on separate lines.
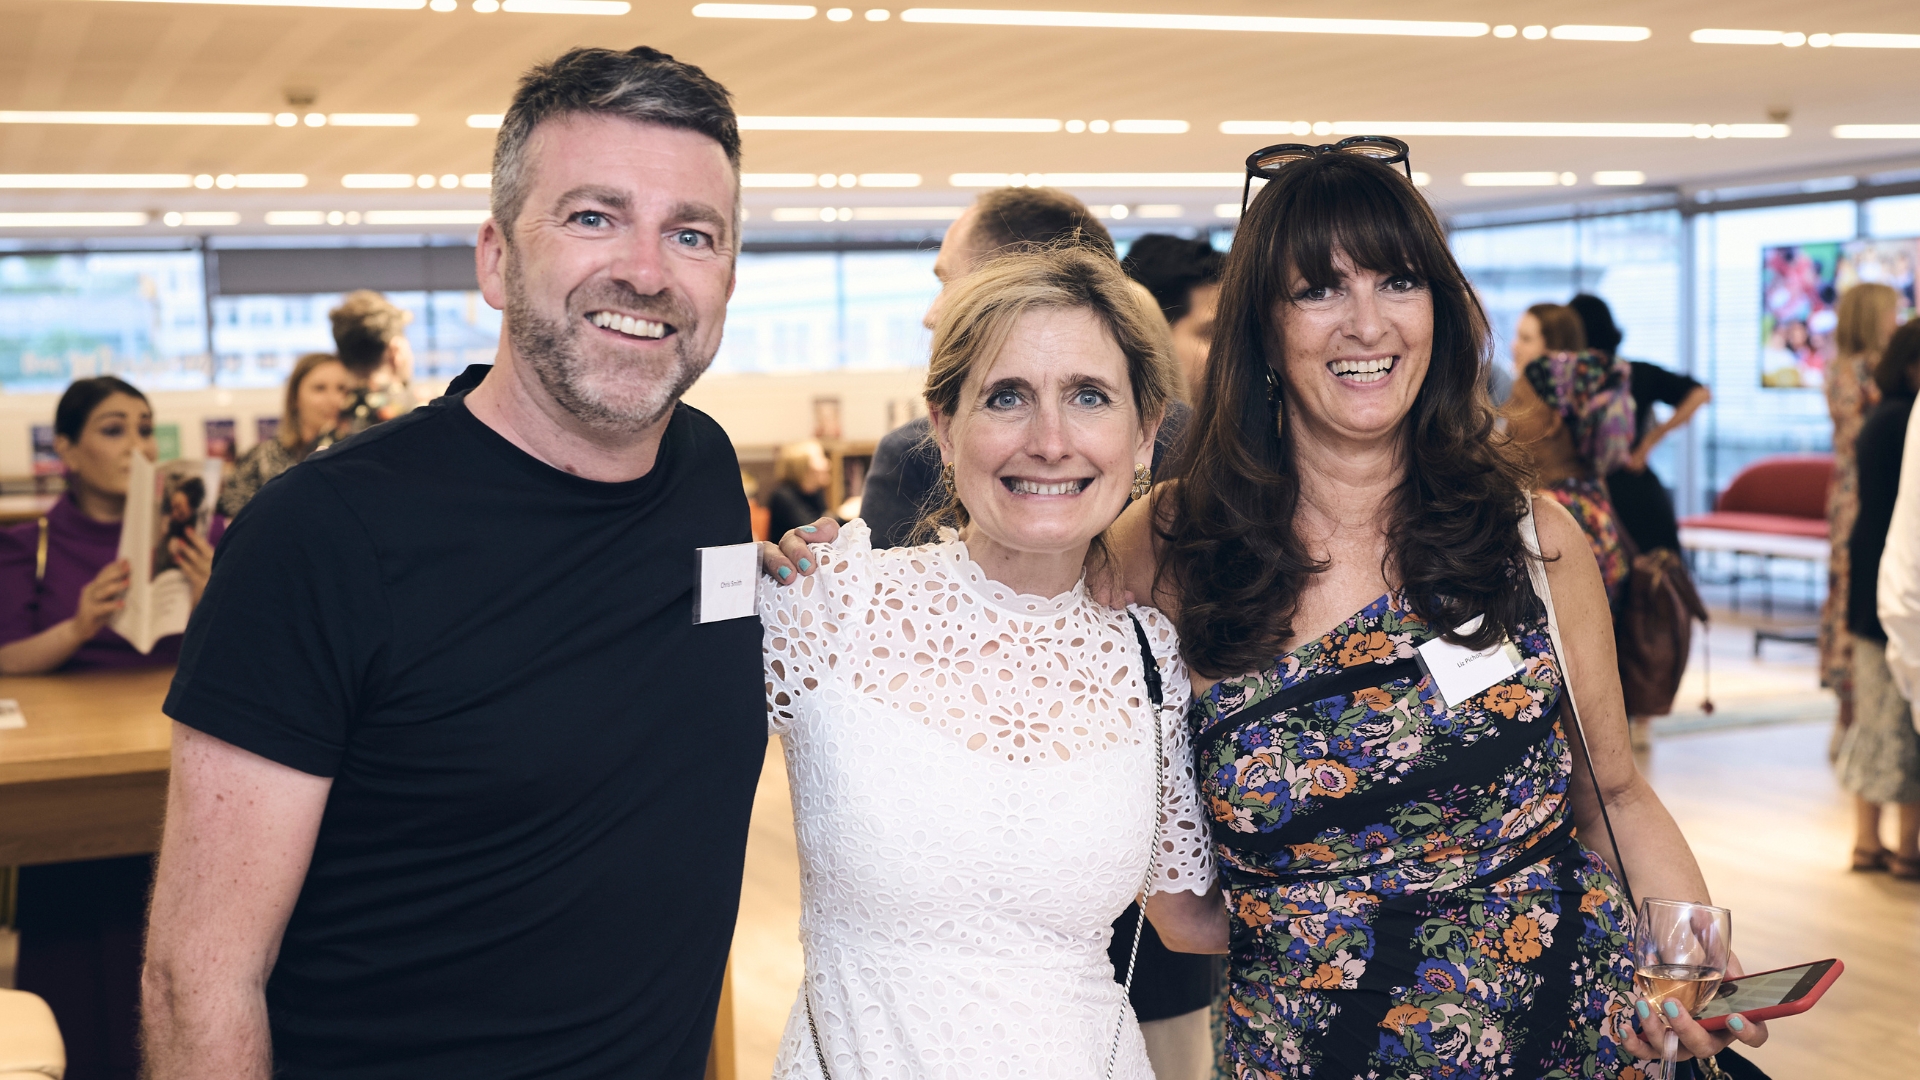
top-left (1835, 282), bottom-right (1899, 359)
top-left (918, 244), bottom-right (1177, 534)
top-left (281, 353), bottom-right (344, 448)
top-left (774, 439), bottom-right (826, 487)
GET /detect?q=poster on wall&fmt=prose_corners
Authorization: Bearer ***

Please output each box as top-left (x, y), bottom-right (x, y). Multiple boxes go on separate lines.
top-left (1760, 243), bottom-right (1838, 388)
top-left (1761, 237), bottom-right (1920, 388)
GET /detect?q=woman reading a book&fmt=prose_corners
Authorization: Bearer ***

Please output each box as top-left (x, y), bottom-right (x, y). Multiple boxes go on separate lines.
top-left (0, 375), bottom-right (214, 674)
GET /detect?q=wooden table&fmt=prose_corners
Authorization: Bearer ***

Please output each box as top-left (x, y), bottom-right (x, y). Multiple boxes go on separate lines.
top-left (0, 494), bottom-right (58, 527)
top-left (0, 667), bottom-right (174, 867)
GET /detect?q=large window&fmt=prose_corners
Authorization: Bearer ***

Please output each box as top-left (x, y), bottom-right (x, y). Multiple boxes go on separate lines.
top-left (710, 250), bottom-right (939, 374)
top-left (0, 251), bottom-right (209, 392)
top-left (0, 247), bottom-right (940, 392)
top-left (211, 290), bottom-right (501, 387)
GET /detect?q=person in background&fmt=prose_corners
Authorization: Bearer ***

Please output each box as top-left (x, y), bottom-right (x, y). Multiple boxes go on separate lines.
top-left (766, 439), bottom-right (831, 539)
top-left (1122, 233), bottom-right (1223, 397)
top-left (329, 289), bottom-right (419, 434)
top-left (1835, 321), bottom-right (1920, 878)
top-left (1879, 339), bottom-right (1920, 750)
top-left (217, 353), bottom-right (355, 519)
top-left (0, 377), bottom-right (215, 1080)
top-left (1570, 294), bottom-right (1711, 555)
top-left (861, 187), bottom-right (1191, 550)
top-left (1823, 283), bottom-right (1901, 729)
top-left (0, 377), bottom-right (214, 674)
top-left (1504, 304), bottom-right (1635, 602)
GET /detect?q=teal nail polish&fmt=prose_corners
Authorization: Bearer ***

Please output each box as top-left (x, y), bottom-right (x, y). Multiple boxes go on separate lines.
top-left (777, 566), bottom-right (791, 580)
top-left (1662, 1000), bottom-right (1680, 1019)
top-left (1728, 1015), bottom-right (1745, 1032)
top-left (1635, 1000), bottom-right (1650, 1020)
top-left (800, 525), bottom-right (818, 533)
top-left (798, 558), bottom-right (812, 572)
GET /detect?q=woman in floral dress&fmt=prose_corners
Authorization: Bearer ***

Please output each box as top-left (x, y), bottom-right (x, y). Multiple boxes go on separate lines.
top-left (1098, 150), bottom-right (1771, 1077)
top-left (1823, 283), bottom-right (1899, 724)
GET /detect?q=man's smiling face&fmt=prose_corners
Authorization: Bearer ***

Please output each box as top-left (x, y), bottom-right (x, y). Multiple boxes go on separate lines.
top-left (491, 112), bottom-right (737, 432)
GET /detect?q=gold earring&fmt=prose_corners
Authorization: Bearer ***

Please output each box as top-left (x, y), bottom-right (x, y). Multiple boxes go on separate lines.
top-left (1129, 463), bottom-right (1152, 501)
top-left (941, 462), bottom-right (956, 498)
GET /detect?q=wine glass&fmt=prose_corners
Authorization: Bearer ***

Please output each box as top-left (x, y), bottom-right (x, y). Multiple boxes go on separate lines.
top-left (1632, 898), bottom-right (1732, 1080)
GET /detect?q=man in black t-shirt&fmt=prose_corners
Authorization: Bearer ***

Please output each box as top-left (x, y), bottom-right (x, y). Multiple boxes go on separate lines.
top-left (142, 48), bottom-right (763, 1080)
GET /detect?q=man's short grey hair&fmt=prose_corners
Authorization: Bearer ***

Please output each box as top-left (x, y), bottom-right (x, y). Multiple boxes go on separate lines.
top-left (491, 46), bottom-right (740, 240)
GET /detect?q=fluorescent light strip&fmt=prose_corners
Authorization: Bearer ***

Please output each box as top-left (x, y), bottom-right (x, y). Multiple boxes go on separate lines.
top-left (343, 174), bottom-right (420, 188)
top-left (1834, 125), bottom-right (1920, 139)
top-left (461, 174), bottom-right (493, 187)
top-left (163, 212), bottom-right (243, 227)
top-left (899, 8), bottom-right (1492, 37)
top-left (1219, 120), bottom-right (1791, 139)
top-left (1463, 172), bottom-right (1576, 187)
top-left (1110, 119), bottom-right (1188, 134)
top-left (1133, 204), bottom-right (1184, 218)
top-left (0, 174), bottom-right (193, 188)
top-left (363, 209), bottom-right (491, 224)
top-left (741, 172), bottom-right (924, 187)
top-left (327, 114), bottom-right (419, 127)
top-left (264, 211), bottom-right (329, 225)
top-left (692, 2), bottom-right (816, 16)
top-left (1833, 33), bottom-right (1920, 48)
top-left (0, 111), bottom-right (273, 125)
top-left (1693, 29), bottom-right (1920, 49)
top-left (1593, 171), bottom-right (1646, 185)
top-left (467, 114), bottom-right (504, 129)
top-left (1550, 25), bottom-right (1648, 42)
top-left (852, 206), bottom-right (964, 220)
top-left (0, 212), bottom-right (152, 227)
top-left (229, 175), bottom-right (309, 188)
top-left (69, 0), bottom-right (424, 7)
top-left (740, 116), bottom-right (1061, 132)
top-left (950, 172), bottom-right (1241, 187)
top-left (501, 0), bottom-right (630, 12)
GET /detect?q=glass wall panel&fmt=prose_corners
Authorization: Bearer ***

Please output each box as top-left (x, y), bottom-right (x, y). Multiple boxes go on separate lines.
top-left (210, 290), bottom-right (500, 388)
top-left (1693, 202), bottom-right (1856, 505)
top-left (1866, 193), bottom-right (1920, 239)
top-left (0, 251), bottom-right (209, 392)
top-left (711, 250), bottom-right (937, 374)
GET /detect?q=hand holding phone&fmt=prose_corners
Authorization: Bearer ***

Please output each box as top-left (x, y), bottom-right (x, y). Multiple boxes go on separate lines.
top-left (1694, 959), bottom-right (1843, 1031)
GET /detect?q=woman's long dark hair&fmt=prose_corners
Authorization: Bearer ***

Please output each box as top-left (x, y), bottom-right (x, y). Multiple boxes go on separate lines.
top-left (1158, 153), bottom-right (1534, 678)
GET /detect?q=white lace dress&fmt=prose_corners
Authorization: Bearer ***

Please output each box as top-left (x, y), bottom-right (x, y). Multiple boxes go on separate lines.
top-left (760, 521), bottom-right (1215, 1080)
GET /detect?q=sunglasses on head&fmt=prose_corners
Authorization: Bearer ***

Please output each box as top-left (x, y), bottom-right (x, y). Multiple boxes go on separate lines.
top-left (1240, 136), bottom-right (1414, 214)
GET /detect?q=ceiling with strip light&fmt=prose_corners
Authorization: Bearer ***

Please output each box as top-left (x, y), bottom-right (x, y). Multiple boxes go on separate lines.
top-left (4, 0), bottom-right (1920, 239)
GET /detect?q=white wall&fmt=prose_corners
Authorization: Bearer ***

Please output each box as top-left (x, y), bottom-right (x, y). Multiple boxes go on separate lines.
top-left (0, 366), bottom-right (929, 477)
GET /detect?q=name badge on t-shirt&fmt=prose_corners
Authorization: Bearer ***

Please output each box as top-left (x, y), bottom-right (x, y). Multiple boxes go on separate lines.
top-left (1416, 616), bottom-right (1524, 711)
top-left (693, 542), bottom-right (759, 624)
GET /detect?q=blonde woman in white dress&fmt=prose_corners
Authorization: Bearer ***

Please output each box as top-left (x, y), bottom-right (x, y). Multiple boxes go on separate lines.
top-left (758, 246), bottom-right (1226, 1079)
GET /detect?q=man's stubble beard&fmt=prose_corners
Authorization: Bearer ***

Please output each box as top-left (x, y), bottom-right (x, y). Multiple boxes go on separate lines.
top-left (502, 246), bottom-right (718, 434)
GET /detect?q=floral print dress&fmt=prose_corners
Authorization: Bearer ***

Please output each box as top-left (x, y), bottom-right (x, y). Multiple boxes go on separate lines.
top-left (1541, 478), bottom-right (1631, 606)
top-left (1191, 592), bottom-right (1640, 1079)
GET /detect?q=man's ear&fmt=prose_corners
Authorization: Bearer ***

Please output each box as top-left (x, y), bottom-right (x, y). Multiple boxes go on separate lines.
top-left (476, 218), bottom-right (509, 312)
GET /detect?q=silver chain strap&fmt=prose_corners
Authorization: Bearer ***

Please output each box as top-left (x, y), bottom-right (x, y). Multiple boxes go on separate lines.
top-left (1103, 690), bottom-right (1167, 1080)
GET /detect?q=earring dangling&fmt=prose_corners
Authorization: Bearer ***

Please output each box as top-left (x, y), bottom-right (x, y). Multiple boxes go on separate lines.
top-left (1129, 463), bottom-right (1152, 501)
top-left (940, 462), bottom-right (956, 498)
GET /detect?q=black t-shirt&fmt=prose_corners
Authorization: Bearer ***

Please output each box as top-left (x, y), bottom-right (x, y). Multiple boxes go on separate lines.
top-left (166, 372), bottom-right (765, 1080)
top-left (1628, 360), bottom-right (1703, 444)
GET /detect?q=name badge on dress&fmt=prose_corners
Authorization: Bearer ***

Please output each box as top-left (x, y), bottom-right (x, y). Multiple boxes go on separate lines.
top-left (1416, 615), bottom-right (1524, 711)
top-left (693, 542), bottom-right (759, 624)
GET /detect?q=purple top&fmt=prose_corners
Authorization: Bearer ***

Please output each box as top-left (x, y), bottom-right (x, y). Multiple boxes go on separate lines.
top-left (0, 493), bottom-right (221, 670)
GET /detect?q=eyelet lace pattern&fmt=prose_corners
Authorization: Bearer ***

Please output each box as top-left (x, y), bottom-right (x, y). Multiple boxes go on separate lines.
top-left (760, 521), bottom-right (1214, 1078)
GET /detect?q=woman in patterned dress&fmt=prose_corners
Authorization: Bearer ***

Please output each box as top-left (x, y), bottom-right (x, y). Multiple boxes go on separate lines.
top-left (1097, 151), bottom-right (1769, 1077)
top-left (1503, 305), bottom-right (1636, 605)
top-left (1823, 283), bottom-right (1900, 732)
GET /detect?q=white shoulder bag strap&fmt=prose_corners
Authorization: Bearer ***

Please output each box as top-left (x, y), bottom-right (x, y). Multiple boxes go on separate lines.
top-left (1519, 502), bottom-right (1637, 910)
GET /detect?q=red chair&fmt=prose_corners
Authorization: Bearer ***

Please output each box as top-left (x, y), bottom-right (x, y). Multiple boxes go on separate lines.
top-left (1677, 453), bottom-right (1833, 617)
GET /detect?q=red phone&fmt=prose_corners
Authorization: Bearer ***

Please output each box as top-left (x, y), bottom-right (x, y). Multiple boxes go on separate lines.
top-left (1694, 959), bottom-right (1843, 1030)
